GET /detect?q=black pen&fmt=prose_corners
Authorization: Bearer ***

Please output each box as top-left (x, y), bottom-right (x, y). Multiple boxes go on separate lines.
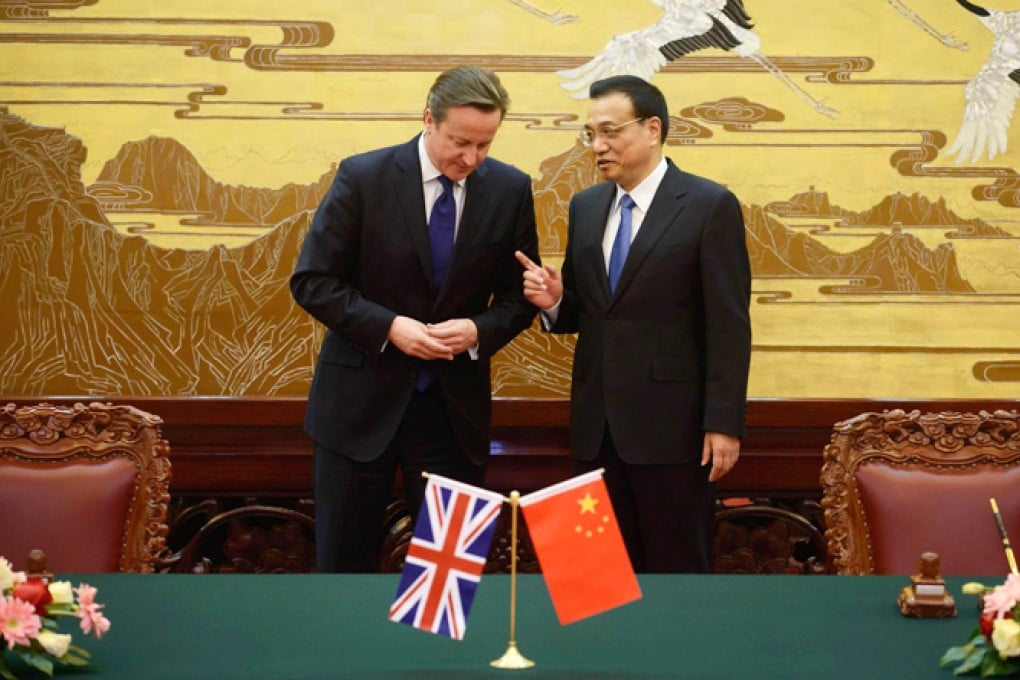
top-left (990, 498), bottom-right (1019, 575)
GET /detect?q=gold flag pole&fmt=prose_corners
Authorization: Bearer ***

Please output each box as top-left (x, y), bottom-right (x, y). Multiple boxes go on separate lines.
top-left (491, 490), bottom-right (535, 669)
top-left (990, 498), bottom-right (1019, 575)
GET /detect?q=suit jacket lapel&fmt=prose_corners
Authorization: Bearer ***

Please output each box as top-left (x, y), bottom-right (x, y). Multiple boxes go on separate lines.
top-left (579, 184), bottom-right (616, 308)
top-left (393, 135), bottom-right (433, 288)
top-left (610, 161), bottom-right (688, 305)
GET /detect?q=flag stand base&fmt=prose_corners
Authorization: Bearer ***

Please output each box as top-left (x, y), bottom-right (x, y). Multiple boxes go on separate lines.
top-left (490, 641), bottom-right (534, 669)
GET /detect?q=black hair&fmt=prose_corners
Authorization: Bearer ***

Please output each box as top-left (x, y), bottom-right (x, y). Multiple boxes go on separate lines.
top-left (589, 75), bottom-right (669, 144)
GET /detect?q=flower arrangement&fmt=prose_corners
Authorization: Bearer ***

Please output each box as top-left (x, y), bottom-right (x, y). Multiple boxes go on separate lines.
top-left (941, 574), bottom-right (1020, 677)
top-left (0, 554), bottom-right (110, 679)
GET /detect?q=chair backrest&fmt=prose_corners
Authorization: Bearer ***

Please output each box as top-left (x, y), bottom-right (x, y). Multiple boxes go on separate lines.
top-left (173, 505), bottom-right (316, 573)
top-left (713, 505), bottom-right (829, 574)
top-left (0, 402), bottom-right (171, 573)
top-left (821, 410), bottom-right (1020, 576)
top-left (375, 499), bottom-right (541, 574)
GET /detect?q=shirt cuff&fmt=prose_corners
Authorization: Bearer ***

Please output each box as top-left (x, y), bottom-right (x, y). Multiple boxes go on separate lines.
top-left (540, 298), bottom-right (562, 330)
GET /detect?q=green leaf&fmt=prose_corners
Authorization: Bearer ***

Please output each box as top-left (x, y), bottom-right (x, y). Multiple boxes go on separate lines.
top-left (0, 657), bottom-right (17, 680)
top-left (55, 652), bottom-right (91, 668)
top-left (954, 648), bottom-right (988, 675)
top-left (941, 644), bottom-right (974, 666)
top-left (45, 608), bottom-right (76, 619)
top-left (13, 650), bottom-right (54, 677)
top-left (67, 644), bottom-right (90, 660)
top-left (980, 652), bottom-right (1020, 678)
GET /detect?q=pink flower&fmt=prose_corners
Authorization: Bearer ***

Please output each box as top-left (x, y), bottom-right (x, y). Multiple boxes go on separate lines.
top-left (74, 584), bottom-right (110, 639)
top-left (1003, 573), bottom-right (1020, 602)
top-left (0, 596), bottom-right (42, 649)
top-left (984, 579), bottom-right (1020, 619)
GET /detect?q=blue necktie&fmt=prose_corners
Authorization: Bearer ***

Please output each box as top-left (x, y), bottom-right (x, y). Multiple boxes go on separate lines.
top-left (417, 175), bottom-right (456, 391)
top-left (429, 175), bottom-right (456, 290)
top-left (608, 194), bottom-right (635, 294)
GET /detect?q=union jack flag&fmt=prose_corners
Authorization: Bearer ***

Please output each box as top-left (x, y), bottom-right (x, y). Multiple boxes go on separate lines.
top-left (388, 474), bottom-right (504, 640)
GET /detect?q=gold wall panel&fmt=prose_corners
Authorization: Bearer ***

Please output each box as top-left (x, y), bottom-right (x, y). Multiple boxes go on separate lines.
top-left (2, 1), bottom-right (1019, 398)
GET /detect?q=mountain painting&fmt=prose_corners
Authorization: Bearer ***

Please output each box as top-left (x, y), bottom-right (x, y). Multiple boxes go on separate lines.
top-left (2, 1), bottom-right (1018, 398)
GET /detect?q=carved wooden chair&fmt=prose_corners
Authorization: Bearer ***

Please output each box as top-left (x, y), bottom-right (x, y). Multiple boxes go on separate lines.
top-left (377, 498), bottom-right (413, 574)
top-left (173, 505), bottom-right (316, 574)
top-left (821, 410), bottom-right (1020, 575)
top-left (0, 402), bottom-right (171, 573)
top-left (483, 506), bottom-right (541, 574)
top-left (713, 505), bottom-right (829, 574)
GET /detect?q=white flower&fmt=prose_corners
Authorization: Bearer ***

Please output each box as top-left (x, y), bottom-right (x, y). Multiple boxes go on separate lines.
top-left (0, 557), bottom-right (14, 591)
top-left (0, 557), bottom-right (25, 592)
top-left (47, 580), bottom-right (73, 605)
top-left (36, 629), bottom-right (72, 658)
top-left (991, 618), bottom-right (1020, 659)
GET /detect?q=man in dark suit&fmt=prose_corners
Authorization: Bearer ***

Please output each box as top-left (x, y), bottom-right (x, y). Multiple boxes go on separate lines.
top-left (292, 66), bottom-right (539, 573)
top-left (517, 75), bottom-right (751, 573)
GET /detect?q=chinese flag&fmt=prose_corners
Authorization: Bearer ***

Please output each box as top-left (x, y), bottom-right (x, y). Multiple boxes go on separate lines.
top-left (519, 470), bottom-right (641, 625)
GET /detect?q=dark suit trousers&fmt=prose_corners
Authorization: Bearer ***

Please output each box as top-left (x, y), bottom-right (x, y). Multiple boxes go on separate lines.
top-left (576, 428), bottom-right (716, 573)
top-left (313, 386), bottom-right (485, 573)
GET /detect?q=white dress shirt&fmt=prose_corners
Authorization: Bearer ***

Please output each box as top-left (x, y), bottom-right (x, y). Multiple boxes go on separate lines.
top-left (600, 157), bottom-right (668, 270)
top-left (418, 133), bottom-right (465, 236)
top-left (414, 132), bottom-right (478, 359)
top-left (543, 157), bottom-right (669, 324)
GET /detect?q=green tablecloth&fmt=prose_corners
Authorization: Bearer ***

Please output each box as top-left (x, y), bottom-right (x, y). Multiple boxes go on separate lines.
top-left (34, 574), bottom-right (983, 679)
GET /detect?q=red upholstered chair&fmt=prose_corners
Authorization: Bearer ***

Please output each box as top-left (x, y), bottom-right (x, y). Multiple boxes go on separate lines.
top-left (0, 402), bottom-right (171, 573)
top-left (820, 410), bottom-right (1020, 576)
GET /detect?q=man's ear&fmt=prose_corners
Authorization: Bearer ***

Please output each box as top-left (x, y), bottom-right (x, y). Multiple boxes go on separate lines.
top-left (647, 116), bottom-right (663, 143)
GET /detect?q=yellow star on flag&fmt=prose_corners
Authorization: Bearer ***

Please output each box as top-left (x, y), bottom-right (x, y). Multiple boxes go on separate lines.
top-left (578, 492), bottom-right (598, 514)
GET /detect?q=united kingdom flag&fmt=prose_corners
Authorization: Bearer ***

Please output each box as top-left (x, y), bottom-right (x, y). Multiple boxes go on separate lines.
top-left (388, 474), bottom-right (504, 640)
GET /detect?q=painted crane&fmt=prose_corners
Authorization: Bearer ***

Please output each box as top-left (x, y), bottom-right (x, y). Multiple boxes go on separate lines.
top-left (506, 0), bottom-right (577, 25)
top-left (556, 0), bottom-right (838, 117)
top-left (888, 0), bottom-right (968, 51)
top-left (945, 0), bottom-right (1020, 163)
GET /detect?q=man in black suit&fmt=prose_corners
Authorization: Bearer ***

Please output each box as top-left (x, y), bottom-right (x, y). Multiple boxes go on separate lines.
top-left (517, 75), bottom-right (751, 573)
top-left (292, 66), bottom-right (539, 572)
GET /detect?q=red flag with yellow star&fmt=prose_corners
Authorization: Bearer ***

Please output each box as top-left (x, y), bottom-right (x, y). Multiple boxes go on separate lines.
top-left (519, 470), bottom-right (641, 625)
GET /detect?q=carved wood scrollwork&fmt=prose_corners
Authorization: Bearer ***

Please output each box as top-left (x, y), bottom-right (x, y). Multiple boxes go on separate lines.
top-left (0, 401), bottom-right (164, 447)
top-left (170, 504), bottom-right (316, 574)
top-left (847, 409), bottom-right (1020, 458)
top-left (713, 505), bottom-right (828, 575)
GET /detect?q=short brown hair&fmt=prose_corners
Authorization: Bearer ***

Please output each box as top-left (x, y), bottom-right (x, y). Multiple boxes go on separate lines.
top-left (426, 65), bottom-right (510, 123)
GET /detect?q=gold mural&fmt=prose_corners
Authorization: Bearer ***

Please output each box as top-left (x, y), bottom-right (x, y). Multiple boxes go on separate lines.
top-left (2, 0), bottom-right (1019, 398)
